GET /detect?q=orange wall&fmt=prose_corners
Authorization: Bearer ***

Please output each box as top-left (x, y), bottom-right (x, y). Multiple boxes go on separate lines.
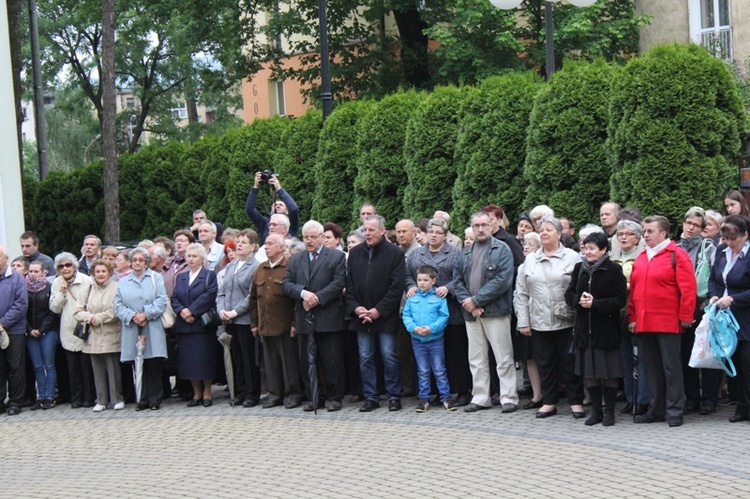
top-left (241, 53), bottom-right (312, 123)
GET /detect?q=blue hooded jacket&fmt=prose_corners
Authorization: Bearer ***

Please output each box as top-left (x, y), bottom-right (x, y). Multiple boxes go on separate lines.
top-left (402, 287), bottom-right (449, 342)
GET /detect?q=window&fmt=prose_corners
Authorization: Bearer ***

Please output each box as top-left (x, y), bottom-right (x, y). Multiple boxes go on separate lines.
top-left (269, 80), bottom-right (286, 117)
top-left (690, 0), bottom-right (732, 61)
top-left (125, 96), bottom-right (136, 108)
top-left (171, 102), bottom-right (188, 120)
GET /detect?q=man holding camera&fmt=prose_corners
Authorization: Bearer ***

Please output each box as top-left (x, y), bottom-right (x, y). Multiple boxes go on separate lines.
top-left (245, 172), bottom-right (300, 242)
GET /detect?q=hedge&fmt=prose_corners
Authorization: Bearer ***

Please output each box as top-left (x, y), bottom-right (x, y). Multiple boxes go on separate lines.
top-left (311, 100), bottom-right (373, 228)
top-left (524, 60), bottom-right (614, 227)
top-left (353, 90), bottom-right (425, 228)
top-left (608, 44), bottom-right (746, 224)
top-left (451, 71), bottom-right (543, 227)
top-left (403, 85), bottom-right (476, 220)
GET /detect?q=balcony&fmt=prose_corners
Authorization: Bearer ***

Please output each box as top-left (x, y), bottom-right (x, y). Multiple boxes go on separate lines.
top-left (701, 27), bottom-right (733, 62)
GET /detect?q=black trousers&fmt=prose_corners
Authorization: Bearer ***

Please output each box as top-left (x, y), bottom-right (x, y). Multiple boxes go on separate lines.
top-left (641, 333), bottom-right (685, 418)
top-left (263, 333), bottom-right (302, 404)
top-left (396, 322), bottom-right (416, 395)
top-left (444, 324), bottom-right (472, 394)
top-left (140, 357), bottom-right (164, 407)
top-left (731, 340), bottom-right (750, 417)
top-left (228, 324), bottom-right (260, 404)
top-left (0, 334), bottom-right (26, 408)
top-left (681, 326), bottom-right (720, 405)
top-left (532, 328), bottom-right (583, 405)
top-left (344, 332), bottom-right (362, 397)
top-left (65, 350), bottom-right (95, 405)
top-left (299, 331), bottom-right (347, 402)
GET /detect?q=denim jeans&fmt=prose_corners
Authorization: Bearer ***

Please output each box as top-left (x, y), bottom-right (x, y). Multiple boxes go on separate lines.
top-left (357, 330), bottom-right (401, 402)
top-left (26, 331), bottom-right (59, 400)
top-left (412, 336), bottom-right (451, 402)
top-left (621, 333), bottom-right (650, 405)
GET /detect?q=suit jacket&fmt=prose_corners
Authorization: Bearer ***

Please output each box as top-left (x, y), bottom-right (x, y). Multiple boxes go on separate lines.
top-left (345, 237), bottom-right (406, 333)
top-left (709, 244), bottom-right (750, 341)
top-left (171, 267), bottom-right (218, 334)
top-left (283, 245), bottom-right (347, 334)
top-left (216, 258), bottom-right (260, 325)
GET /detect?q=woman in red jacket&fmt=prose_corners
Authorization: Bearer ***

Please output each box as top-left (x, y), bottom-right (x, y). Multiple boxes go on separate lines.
top-left (628, 215), bottom-right (696, 427)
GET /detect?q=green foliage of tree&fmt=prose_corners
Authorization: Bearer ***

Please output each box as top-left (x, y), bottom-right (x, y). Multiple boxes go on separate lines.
top-left (451, 71), bottom-right (542, 228)
top-left (311, 100), bottom-right (373, 227)
top-left (201, 128), bottom-right (243, 227)
top-left (353, 90), bottom-right (425, 227)
top-left (224, 118), bottom-right (292, 229)
top-left (524, 60), bottom-right (614, 227)
top-left (608, 43), bottom-right (746, 224)
top-left (22, 176), bottom-right (39, 231)
top-left (32, 163), bottom-right (105, 253)
top-left (271, 110), bottom-right (323, 233)
top-left (403, 85), bottom-right (475, 220)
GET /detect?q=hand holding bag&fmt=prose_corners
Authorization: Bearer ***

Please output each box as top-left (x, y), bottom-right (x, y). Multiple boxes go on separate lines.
top-left (689, 308), bottom-right (721, 369)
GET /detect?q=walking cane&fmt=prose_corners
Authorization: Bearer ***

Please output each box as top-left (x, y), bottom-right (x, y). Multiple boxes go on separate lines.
top-left (632, 334), bottom-right (639, 423)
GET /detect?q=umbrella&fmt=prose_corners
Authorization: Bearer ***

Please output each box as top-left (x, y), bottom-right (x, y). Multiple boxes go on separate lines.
top-left (631, 335), bottom-right (638, 422)
top-left (133, 330), bottom-right (147, 404)
top-left (305, 312), bottom-right (319, 415)
top-left (217, 329), bottom-right (235, 406)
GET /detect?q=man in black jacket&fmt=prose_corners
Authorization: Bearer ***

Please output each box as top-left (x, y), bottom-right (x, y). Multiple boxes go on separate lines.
top-left (283, 220), bottom-right (348, 412)
top-left (345, 215), bottom-right (406, 412)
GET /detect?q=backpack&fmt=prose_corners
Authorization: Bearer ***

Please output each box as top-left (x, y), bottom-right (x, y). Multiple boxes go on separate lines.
top-left (707, 303), bottom-right (739, 377)
top-left (694, 239), bottom-right (712, 298)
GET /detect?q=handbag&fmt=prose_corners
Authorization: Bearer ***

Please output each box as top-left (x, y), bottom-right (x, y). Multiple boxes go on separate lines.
top-left (688, 309), bottom-right (722, 370)
top-left (200, 308), bottom-right (222, 328)
top-left (73, 285), bottom-right (93, 341)
top-left (707, 303), bottom-right (739, 377)
top-left (151, 273), bottom-right (176, 329)
top-left (694, 238), bottom-right (712, 298)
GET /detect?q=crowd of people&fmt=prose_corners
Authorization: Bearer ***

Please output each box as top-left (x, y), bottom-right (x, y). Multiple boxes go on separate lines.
top-left (1, 174), bottom-right (749, 430)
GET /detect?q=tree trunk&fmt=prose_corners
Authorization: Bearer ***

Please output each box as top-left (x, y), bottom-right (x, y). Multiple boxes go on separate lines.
top-left (391, 3), bottom-right (430, 90)
top-left (7, 0), bottom-right (23, 176)
top-left (101, 0), bottom-right (118, 242)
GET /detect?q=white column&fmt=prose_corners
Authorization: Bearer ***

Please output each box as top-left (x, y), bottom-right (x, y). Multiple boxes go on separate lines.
top-left (0, 0), bottom-right (25, 257)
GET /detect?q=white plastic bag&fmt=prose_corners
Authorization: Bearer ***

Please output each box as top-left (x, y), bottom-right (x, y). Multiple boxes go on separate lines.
top-left (689, 311), bottom-right (723, 370)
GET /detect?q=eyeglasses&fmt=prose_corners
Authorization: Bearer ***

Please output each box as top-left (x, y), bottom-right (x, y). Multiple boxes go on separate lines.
top-left (56, 262), bottom-right (74, 269)
top-left (471, 223), bottom-right (490, 230)
top-left (683, 221), bottom-right (704, 229)
top-left (618, 232), bottom-right (636, 238)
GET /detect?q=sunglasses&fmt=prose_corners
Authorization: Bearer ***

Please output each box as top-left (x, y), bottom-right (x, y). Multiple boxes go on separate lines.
top-left (56, 262), bottom-right (74, 269)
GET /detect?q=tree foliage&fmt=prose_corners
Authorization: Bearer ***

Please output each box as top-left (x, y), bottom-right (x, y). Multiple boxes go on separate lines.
top-left (311, 100), bottom-right (373, 227)
top-left (403, 85), bottom-right (475, 219)
top-left (353, 90), bottom-right (425, 227)
top-left (451, 72), bottom-right (543, 227)
top-left (608, 44), bottom-right (746, 224)
top-left (524, 60), bottom-right (614, 227)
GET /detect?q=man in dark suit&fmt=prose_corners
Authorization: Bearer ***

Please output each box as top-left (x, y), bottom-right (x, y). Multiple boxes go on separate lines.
top-left (345, 215), bottom-right (406, 412)
top-left (283, 220), bottom-right (348, 412)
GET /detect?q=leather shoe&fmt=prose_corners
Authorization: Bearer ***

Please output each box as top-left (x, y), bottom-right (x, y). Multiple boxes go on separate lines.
top-left (572, 411), bottom-right (586, 419)
top-left (388, 399), bottom-right (402, 412)
top-left (284, 398), bottom-right (302, 409)
top-left (326, 400), bottom-right (342, 412)
top-left (634, 412), bottom-right (665, 424)
top-left (202, 399), bottom-right (213, 408)
top-left (700, 403), bottom-right (716, 415)
top-left (455, 393), bottom-right (472, 407)
top-left (501, 403), bottom-right (517, 413)
top-left (535, 408), bottom-right (558, 418)
top-left (619, 402), bottom-right (633, 415)
top-left (135, 403), bottom-right (149, 412)
top-left (729, 413), bottom-right (749, 423)
top-left (523, 399), bottom-right (543, 410)
top-left (463, 402), bottom-right (489, 413)
top-left (242, 399), bottom-right (259, 408)
top-left (7, 406), bottom-right (21, 416)
top-left (359, 400), bottom-right (380, 412)
top-left (303, 401), bottom-right (320, 412)
top-left (634, 403), bottom-right (649, 416)
top-left (668, 415), bottom-right (683, 427)
top-left (187, 398), bottom-right (203, 407)
top-left (517, 386), bottom-right (533, 397)
top-left (70, 402), bottom-right (83, 409)
top-left (262, 400), bottom-right (282, 409)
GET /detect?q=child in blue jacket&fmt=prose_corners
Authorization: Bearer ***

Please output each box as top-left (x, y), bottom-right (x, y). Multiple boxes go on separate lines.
top-left (402, 265), bottom-right (455, 412)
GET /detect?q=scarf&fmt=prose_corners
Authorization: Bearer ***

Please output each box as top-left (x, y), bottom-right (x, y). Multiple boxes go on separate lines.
top-left (26, 275), bottom-right (48, 293)
top-left (64, 271), bottom-right (77, 285)
top-left (117, 269), bottom-right (132, 280)
top-left (581, 254), bottom-right (609, 278)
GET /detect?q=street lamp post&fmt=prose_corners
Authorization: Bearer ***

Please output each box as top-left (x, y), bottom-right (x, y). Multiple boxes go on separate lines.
top-left (490, 0), bottom-right (597, 80)
top-left (318, 0), bottom-right (333, 120)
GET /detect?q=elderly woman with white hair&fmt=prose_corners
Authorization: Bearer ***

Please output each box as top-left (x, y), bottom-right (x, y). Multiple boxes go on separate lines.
top-left (50, 252), bottom-right (96, 408)
top-left (702, 210), bottom-right (723, 246)
top-left (577, 224), bottom-right (604, 253)
top-left (115, 247), bottom-right (169, 410)
top-left (515, 216), bottom-right (583, 419)
top-left (529, 205), bottom-right (579, 250)
top-left (611, 219), bottom-right (649, 416)
top-left (171, 243), bottom-right (219, 407)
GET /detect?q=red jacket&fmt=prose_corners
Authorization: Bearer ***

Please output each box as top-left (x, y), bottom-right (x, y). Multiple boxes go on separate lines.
top-left (628, 241), bottom-right (697, 334)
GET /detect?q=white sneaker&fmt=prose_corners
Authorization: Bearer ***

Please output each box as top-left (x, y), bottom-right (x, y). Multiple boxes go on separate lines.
top-left (113, 402), bottom-right (125, 410)
top-left (92, 404), bottom-right (106, 412)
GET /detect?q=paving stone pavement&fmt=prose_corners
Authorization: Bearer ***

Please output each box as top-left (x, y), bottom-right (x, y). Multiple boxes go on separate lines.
top-left (2, 386), bottom-right (750, 498)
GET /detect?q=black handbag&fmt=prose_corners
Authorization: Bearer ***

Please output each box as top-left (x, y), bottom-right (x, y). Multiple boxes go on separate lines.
top-left (73, 285), bottom-right (93, 341)
top-left (200, 309), bottom-right (222, 328)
